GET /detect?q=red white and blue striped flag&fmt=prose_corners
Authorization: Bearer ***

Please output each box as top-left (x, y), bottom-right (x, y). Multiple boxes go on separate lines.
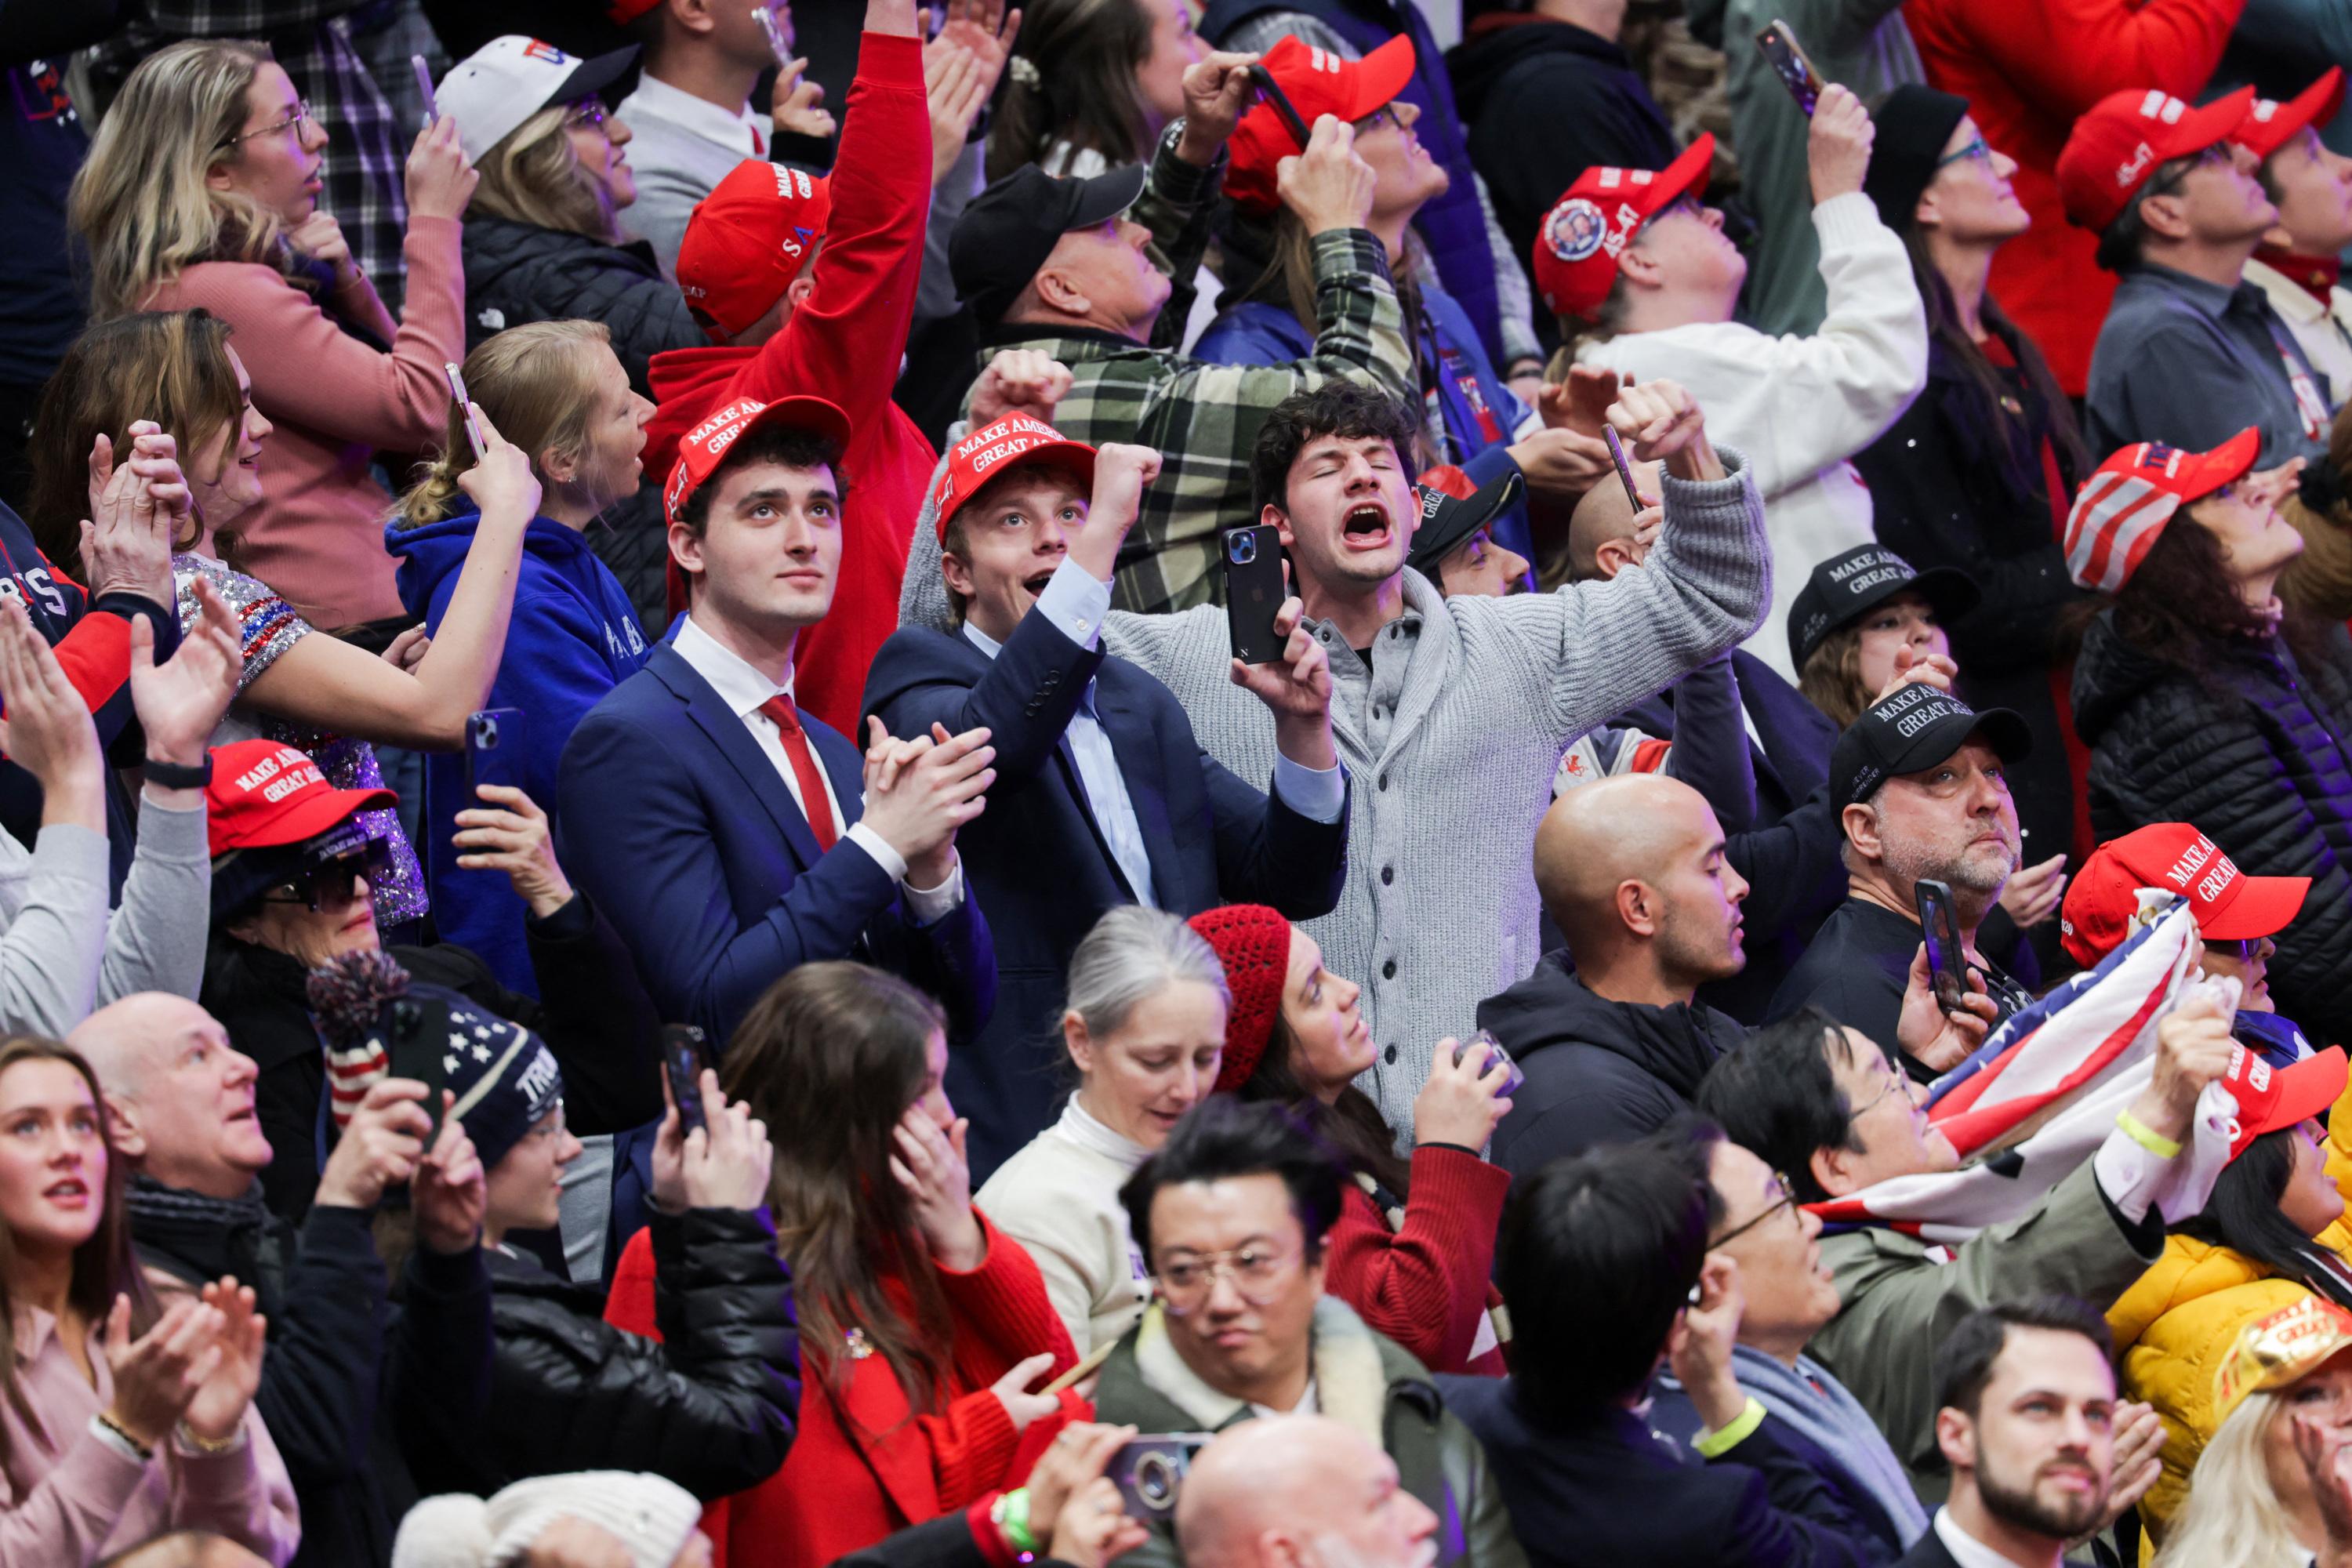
top-left (1807, 898), bottom-right (2234, 1246)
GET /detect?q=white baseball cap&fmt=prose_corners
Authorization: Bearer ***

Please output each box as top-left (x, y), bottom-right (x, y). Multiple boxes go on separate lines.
top-left (433, 36), bottom-right (640, 165)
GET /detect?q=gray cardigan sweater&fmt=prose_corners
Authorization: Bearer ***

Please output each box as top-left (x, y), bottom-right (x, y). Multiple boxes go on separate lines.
top-left (0, 796), bottom-right (209, 1038)
top-left (900, 448), bottom-right (1769, 1134)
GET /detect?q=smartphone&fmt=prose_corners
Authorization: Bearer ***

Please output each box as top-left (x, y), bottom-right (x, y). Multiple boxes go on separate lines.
top-left (1915, 877), bottom-right (1966, 1014)
top-left (444, 362), bottom-right (488, 459)
top-left (1246, 64), bottom-right (1312, 148)
top-left (383, 997), bottom-right (445, 1143)
top-left (411, 55), bottom-right (437, 129)
top-left (463, 708), bottom-right (528, 808)
top-left (663, 1024), bottom-right (710, 1136)
top-left (752, 7), bottom-right (793, 67)
top-left (1457, 1029), bottom-right (1527, 1099)
top-left (1755, 20), bottom-right (1826, 117)
top-left (1602, 425), bottom-right (1645, 514)
top-left (1106, 1434), bottom-right (1216, 1523)
top-left (1221, 524), bottom-right (1287, 665)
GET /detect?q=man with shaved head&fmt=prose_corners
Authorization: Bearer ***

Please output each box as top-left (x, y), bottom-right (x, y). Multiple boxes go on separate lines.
top-left (73, 993), bottom-right (492, 1567)
top-left (1178, 1417), bottom-right (1442, 1568)
top-left (1479, 775), bottom-right (1756, 1178)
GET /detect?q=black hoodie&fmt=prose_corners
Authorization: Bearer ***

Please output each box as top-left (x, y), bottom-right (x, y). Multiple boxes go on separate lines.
top-left (1478, 953), bottom-right (1750, 1178)
top-left (1446, 17), bottom-right (1675, 321)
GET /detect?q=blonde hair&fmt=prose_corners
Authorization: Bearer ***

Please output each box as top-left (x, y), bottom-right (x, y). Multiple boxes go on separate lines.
top-left (2151, 1387), bottom-right (2314, 1568)
top-left (1798, 622), bottom-right (1870, 728)
top-left (69, 39), bottom-right (292, 320)
top-left (468, 103), bottom-right (623, 244)
top-left (391, 320), bottom-right (614, 528)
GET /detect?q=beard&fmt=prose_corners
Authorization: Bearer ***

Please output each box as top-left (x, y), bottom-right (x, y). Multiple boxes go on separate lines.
top-left (1656, 900), bottom-right (1744, 986)
top-left (1884, 831), bottom-right (2016, 902)
top-left (1974, 1448), bottom-right (2109, 1541)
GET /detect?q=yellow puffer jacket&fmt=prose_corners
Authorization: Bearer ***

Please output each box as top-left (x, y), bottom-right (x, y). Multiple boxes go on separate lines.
top-left (2104, 1072), bottom-right (2352, 1560)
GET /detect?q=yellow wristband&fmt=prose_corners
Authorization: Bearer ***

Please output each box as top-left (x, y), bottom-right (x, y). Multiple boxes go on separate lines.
top-left (2114, 1109), bottom-right (2182, 1160)
top-left (1693, 1396), bottom-right (1767, 1457)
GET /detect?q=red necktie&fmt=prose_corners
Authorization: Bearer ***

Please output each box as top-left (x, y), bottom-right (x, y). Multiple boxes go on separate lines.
top-left (758, 695), bottom-right (837, 851)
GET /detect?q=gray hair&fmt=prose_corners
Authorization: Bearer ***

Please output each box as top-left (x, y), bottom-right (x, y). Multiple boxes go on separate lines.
top-left (1065, 906), bottom-right (1230, 1040)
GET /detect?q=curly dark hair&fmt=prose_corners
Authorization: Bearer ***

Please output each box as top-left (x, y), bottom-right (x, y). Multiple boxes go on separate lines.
top-left (1249, 382), bottom-right (1418, 515)
top-left (2071, 506), bottom-right (2337, 680)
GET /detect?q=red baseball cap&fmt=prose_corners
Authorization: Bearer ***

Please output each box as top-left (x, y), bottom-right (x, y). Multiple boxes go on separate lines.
top-left (608, 0), bottom-right (661, 20)
top-left (2063, 427), bottom-right (2259, 592)
top-left (1225, 34), bottom-right (1417, 215)
top-left (931, 414), bottom-right (1097, 543)
top-left (206, 740), bottom-right (395, 858)
top-left (2216, 1042), bottom-right (2347, 1160)
top-left (2234, 68), bottom-right (2348, 162)
top-left (2060, 822), bottom-right (2311, 969)
top-left (1531, 135), bottom-right (1715, 320)
top-left (2056, 85), bottom-right (2256, 232)
top-left (677, 159), bottom-right (834, 339)
top-left (662, 394), bottom-right (854, 603)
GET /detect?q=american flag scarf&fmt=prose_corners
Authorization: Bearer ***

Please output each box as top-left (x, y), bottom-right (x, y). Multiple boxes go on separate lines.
top-left (1808, 898), bottom-right (2235, 1246)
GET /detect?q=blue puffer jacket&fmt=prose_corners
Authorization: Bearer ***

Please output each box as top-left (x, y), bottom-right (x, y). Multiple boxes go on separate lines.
top-left (1195, 285), bottom-right (1530, 562)
top-left (387, 511), bottom-right (653, 993)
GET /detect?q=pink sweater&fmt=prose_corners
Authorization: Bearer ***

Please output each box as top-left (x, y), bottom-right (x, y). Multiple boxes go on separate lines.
top-left (0, 1305), bottom-right (298, 1564)
top-left (145, 216), bottom-right (466, 630)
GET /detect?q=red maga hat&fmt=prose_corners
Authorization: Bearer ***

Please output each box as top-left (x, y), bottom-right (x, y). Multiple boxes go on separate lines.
top-left (2056, 85), bottom-right (2256, 232)
top-left (1532, 135), bottom-right (1715, 320)
top-left (2060, 822), bottom-right (2310, 969)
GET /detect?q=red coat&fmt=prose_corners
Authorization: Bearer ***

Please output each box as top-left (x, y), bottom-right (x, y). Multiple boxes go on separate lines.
top-left (1904, 0), bottom-right (2245, 396)
top-left (1323, 1145), bottom-right (1512, 1377)
top-left (605, 1210), bottom-right (1080, 1568)
top-left (641, 28), bottom-right (940, 739)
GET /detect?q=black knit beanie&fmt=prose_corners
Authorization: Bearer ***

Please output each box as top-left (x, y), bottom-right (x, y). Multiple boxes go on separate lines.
top-left (1864, 85), bottom-right (1974, 234)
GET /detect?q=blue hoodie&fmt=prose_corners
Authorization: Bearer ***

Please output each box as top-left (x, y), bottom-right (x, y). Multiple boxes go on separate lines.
top-left (388, 511), bottom-right (652, 993)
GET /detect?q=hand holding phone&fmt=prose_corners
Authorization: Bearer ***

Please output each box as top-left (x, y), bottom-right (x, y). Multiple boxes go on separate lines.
top-left (1755, 20), bottom-right (1825, 117)
top-left (444, 363), bottom-right (488, 460)
top-left (1915, 877), bottom-right (1966, 1014)
top-left (663, 1024), bottom-right (710, 1137)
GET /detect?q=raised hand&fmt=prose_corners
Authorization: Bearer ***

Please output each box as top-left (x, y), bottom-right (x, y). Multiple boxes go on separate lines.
top-left (180, 1279), bottom-right (267, 1445)
top-left (314, 1077), bottom-right (432, 1211)
top-left (0, 597), bottom-right (103, 829)
top-left (132, 575), bottom-right (241, 771)
top-left (1666, 1253), bottom-right (1747, 1432)
top-left (1413, 1036), bottom-right (1512, 1151)
top-left (988, 1351), bottom-right (1060, 1435)
top-left (683, 1070), bottom-right (775, 1210)
top-left (1871, 644), bottom-right (1958, 705)
top-left (2135, 987), bottom-right (2240, 1143)
top-left (1893, 944), bottom-right (1997, 1073)
top-left (405, 111), bottom-right (477, 223)
top-left (1806, 83), bottom-right (1873, 205)
top-left (772, 58), bottom-right (837, 140)
top-left (1506, 425), bottom-right (1614, 501)
top-left (1227, 596), bottom-right (1336, 769)
top-left (452, 403), bottom-right (541, 525)
top-left (891, 1104), bottom-right (984, 1269)
top-left (2098, 1401), bottom-right (2167, 1532)
top-left (412, 1096), bottom-right (487, 1254)
top-left (1537, 365), bottom-right (1624, 437)
top-left (1277, 115), bottom-right (1376, 238)
top-left (1998, 853), bottom-right (2068, 931)
top-left (101, 1294), bottom-right (226, 1450)
top-left (1050, 1478), bottom-right (1150, 1568)
top-left (1177, 50), bottom-right (1260, 165)
top-left (454, 783), bottom-right (575, 919)
top-left (1072, 443), bottom-right (1161, 579)
top-left (1026, 1423), bottom-right (1138, 1543)
top-left (859, 723), bottom-right (995, 887)
top-left (967, 348), bottom-right (1074, 427)
top-left (81, 428), bottom-right (176, 607)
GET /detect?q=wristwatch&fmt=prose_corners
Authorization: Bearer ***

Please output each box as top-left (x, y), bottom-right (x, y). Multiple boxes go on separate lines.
top-left (143, 755), bottom-right (213, 790)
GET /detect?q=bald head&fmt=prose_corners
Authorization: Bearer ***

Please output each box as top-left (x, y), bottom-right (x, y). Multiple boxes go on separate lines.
top-left (69, 992), bottom-right (217, 1096)
top-left (1535, 774), bottom-right (1748, 994)
top-left (1566, 456), bottom-right (1664, 581)
top-left (69, 993), bottom-right (269, 1201)
top-left (1178, 1417), bottom-right (1436, 1568)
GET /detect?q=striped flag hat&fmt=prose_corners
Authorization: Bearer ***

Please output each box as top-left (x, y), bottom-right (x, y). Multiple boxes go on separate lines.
top-left (2064, 427), bottom-right (2260, 592)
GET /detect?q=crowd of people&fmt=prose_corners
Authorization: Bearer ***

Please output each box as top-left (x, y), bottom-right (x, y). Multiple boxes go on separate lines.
top-left (9, 0), bottom-right (2352, 1564)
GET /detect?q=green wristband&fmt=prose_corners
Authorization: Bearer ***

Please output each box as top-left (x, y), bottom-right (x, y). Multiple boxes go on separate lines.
top-left (997, 1487), bottom-right (1040, 1556)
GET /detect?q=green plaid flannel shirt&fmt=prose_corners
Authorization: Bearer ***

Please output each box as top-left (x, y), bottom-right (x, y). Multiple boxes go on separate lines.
top-left (970, 132), bottom-right (1415, 614)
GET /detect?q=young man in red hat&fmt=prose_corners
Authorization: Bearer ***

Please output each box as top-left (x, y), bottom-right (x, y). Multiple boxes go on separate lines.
top-left (560, 395), bottom-right (996, 1050)
top-left (2064, 85), bottom-right (2332, 465)
top-left (1536, 87), bottom-right (1926, 683)
top-left (862, 416), bottom-right (1348, 1173)
top-left (2235, 69), bottom-right (2352, 412)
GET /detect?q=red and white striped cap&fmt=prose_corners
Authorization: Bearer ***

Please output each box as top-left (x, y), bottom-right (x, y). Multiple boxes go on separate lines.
top-left (2063, 427), bottom-right (2260, 592)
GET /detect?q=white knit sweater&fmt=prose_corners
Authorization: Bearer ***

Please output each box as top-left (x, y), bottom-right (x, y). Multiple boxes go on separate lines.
top-left (975, 1098), bottom-right (1152, 1356)
top-left (1578, 191), bottom-right (1927, 683)
top-left (903, 449), bottom-right (1769, 1136)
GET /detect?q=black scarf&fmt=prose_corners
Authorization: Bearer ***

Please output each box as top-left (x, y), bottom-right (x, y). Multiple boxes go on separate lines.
top-left (125, 1174), bottom-right (289, 1308)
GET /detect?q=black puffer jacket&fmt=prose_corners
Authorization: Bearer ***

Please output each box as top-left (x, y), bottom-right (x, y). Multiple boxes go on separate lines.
top-left (2072, 611), bottom-right (2352, 1046)
top-left (461, 218), bottom-right (703, 397)
top-left (415, 1205), bottom-right (800, 1501)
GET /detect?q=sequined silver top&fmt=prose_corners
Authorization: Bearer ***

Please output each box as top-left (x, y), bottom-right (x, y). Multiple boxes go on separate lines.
top-left (173, 552), bottom-right (429, 927)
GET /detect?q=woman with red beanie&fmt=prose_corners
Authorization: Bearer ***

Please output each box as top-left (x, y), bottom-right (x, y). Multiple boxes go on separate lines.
top-left (1186, 903), bottom-right (1513, 1377)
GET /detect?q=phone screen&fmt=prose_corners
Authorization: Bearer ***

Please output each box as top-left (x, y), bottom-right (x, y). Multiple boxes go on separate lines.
top-left (1755, 21), bottom-right (1824, 117)
top-left (1915, 877), bottom-right (1966, 1014)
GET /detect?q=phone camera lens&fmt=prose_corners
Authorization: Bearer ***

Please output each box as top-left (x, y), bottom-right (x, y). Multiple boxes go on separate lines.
top-left (1228, 532), bottom-right (1257, 566)
top-left (477, 717), bottom-right (498, 746)
top-left (1135, 1453), bottom-right (1179, 1508)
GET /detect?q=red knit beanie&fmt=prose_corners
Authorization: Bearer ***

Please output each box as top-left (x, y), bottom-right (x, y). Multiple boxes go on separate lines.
top-left (1187, 904), bottom-right (1294, 1094)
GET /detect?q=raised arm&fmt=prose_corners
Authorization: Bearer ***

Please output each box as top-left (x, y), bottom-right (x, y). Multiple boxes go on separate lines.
top-left (1947, 0), bottom-right (2246, 116)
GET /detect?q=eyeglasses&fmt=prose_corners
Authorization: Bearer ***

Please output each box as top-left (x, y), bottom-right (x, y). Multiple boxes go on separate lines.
top-left (1156, 1243), bottom-right (1301, 1313)
top-left (1711, 1172), bottom-right (1800, 1250)
top-left (260, 849), bottom-right (384, 912)
top-left (2148, 143), bottom-right (2233, 198)
top-left (1935, 135), bottom-right (1991, 169)
top-left (220, 99), bottom-right (312, 150)
top-left (564, 99), bottom-right (611, 134)
top-left (1353, 103), bottom-right (1406, 135)
top-left (1844, 1065), bottom-right (1905, 1129)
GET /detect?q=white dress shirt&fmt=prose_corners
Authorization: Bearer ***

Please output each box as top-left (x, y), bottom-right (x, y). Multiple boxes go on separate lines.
top-left (673, 615), bottom-right (961, 922)
top-left (958, 559), bottom-right (1345, 909)
top-left (1929, 1507), bottom-right (2054, 1568)
top-left (616, 71), bottom-right (771, 158)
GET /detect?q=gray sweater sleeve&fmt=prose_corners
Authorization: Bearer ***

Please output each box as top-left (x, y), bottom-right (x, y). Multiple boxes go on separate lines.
top-left (0, 824), bottom-right (108, 1036)
top-left (97, 795), bottom-right (210, 1006)
top-left (901, 440), bottom-right (961, 633)
top-left (916, 147), bottom-right (982, 328)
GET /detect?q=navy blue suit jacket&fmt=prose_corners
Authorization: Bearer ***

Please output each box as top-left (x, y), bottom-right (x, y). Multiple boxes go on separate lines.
top-left (862, 608), bottom-right (1348, 1176)
top-left (557, 637), bottom-right (995, 1051)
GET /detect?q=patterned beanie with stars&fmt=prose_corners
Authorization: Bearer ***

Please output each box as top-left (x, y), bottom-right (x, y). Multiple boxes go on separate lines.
top-left (307, 950), bottom-right (564, 1169)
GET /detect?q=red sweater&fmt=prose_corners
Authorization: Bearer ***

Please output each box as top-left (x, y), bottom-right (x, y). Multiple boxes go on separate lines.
top-left (1324, 1145), bottom-right (1512, 1377)
top-left (1905, 0), bottom-right (2245, 397)
top-left (641, 31), bottom-right (938, 739)
top-left (605, 1210), bottom-right (1080, 1568)
top-left (144, 216), bottom-right (466, 629)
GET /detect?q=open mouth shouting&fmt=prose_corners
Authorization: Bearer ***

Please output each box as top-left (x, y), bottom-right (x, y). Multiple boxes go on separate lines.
top-left (1341, 501), bottom-right (1392, 552)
